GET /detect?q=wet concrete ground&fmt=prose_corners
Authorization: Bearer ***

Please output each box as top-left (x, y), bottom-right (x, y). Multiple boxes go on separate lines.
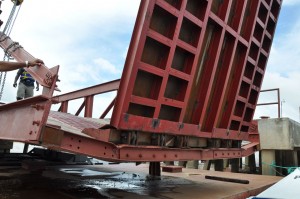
top-left (0, 163), bottom-right (282, 199)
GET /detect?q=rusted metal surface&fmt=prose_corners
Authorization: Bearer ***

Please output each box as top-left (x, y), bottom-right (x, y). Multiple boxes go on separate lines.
top-left (111, 0), bottom-right (283, 140)
top-left (0, 96), bottom-right (51, 142)
top-left (0, 0), bottom-right (283, 163)
top-left (52, 79), bottom-right (120, 103)
top-left (39, 113), bottom-right (255, 162)
top-left (53, 79), bottom-right (120, 117)
top-left (257, 88), bottom-right (281, 118)
top-left (38, 0), bottom-right (282, 162)
top-left (0, 29), bottom-right (59, 143)
top-left (241, 141), bottom-right (259, 157)
top-left (0, 32), bottom-right (57, 88)
top-left (0, 64), bottom-right (58, 143)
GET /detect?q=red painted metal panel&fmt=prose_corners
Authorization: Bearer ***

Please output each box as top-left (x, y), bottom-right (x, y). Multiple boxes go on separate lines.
top-left (0, 59), bottom-right (58, 142)
top-left (111, 0), bottom-right (283, 140)
top-left (0, 96), bottom-right (52, 142)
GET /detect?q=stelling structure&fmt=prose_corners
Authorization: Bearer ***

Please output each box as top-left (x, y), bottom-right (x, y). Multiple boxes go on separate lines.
top-left (0, 0), bottom-right (282, 173)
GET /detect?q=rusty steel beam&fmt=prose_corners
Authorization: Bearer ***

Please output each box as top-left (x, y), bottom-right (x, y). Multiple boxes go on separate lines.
top-left (75, 100), bottom-right (85, 116)
top-left (0, 32), bottom-right (56, 88)
top-left (205, 175), bottom-right (250, 184)
top-left (40, 123), bottom-right (258, 162)
top-left (52, 79), bottom-right (120, 103)
top-left (84, 96), bottom-right (94, 118)
top-left (111, 0), bottom-right (151, 127)
top-left (241, 142), bottom-right (259, 157)
top-left (58, 101), bottom-right (69, 113)
top-left (0, 96), bottom-right (51, 142)
top-left (257, 88), bottom-right (280, 118)
top-left (100, 97), bottom-right (116, 119)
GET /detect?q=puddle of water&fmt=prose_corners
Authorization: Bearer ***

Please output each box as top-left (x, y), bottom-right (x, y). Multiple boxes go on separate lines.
top-left (59, 168), bottom-right (119, 177)
top-left (0, 165), bottom-right (195, 199)
top-left (63, 186), bottom-right (110, 198)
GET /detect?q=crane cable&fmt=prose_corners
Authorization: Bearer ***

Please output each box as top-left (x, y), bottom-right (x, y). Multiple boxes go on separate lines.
top-left (0, 1), bottom-right (22, 100)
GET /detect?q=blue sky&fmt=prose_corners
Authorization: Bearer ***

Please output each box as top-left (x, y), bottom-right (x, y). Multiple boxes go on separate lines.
top-left (256, 0), bottom-right (300, 121)
top-left (0, 0), bottom-right (299, 121)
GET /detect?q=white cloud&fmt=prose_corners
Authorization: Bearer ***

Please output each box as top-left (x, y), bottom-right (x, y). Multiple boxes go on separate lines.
top-left (267, 20), bottom-right (300, 74)
top-left (283, 0), bottom-right (300, 6)
top-left (93, 57), bottom-right (121, 75)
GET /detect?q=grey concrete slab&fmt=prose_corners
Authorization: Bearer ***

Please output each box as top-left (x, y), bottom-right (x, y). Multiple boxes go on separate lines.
top-left (258, 118), bottom-right (300, 150)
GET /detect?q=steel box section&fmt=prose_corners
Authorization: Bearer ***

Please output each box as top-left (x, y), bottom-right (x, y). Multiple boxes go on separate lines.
top-left (0, 65), bottom-right (58, 143)
top-left (0, 96), bottom-right (52, 142)
top-left (39, 110), bottom-right (258, 162)
top-left (41, 123), bottom-right (257, 162)
top-left (112, 0), bottom-right (282, 139)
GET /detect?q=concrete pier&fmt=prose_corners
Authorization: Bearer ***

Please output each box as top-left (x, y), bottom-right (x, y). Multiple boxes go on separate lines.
top-left (258, 118), bottom-right (300, 175)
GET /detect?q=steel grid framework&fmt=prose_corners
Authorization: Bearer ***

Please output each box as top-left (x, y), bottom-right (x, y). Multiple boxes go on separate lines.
top-left (113, 0), bottom-right (282, 139)
top-left (0, 0), bottom-right (282, 162)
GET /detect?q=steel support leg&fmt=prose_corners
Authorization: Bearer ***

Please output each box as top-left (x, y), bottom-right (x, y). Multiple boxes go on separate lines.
top-left (248, 154), bottom-right (256, 174)
top-left (23, 143), bottom-right (29, 153)
top-left (149, 162), bottom-right (161, 176)
top-left (231, 158), bottom-right (239, 173)
top-left (214, 159), bottom-right (224, 171)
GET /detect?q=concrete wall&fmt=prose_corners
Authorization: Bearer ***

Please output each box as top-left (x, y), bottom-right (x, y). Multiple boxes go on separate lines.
top-left (258, 118), bottom-right (300, 150)
top-left (290, 119), bottom-right (300, 147)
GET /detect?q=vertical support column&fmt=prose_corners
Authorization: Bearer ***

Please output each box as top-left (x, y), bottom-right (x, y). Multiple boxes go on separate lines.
top-left (261, 150), bottom-right (276, 176)
top-left (84, 96), bottom-right (94, 118)
top-left (214, 159), bottom-right (224, 171)
top-left (230, 158), bottom-right (239, 173)
top-left (149, 162), bottom-right (161, 176)
top-left (224, 159), bottom-right (229, 171)
top-left (203, 160), bottom-right (211, 170)
top-left (0, 140), bottom-right (13, 153)
top-left (60, 101), bottom-right (69, 113)
top-left (293, 151), bottom-right (298, 167)
top-left (23, 143), bottom-right (29, 153)
top-left (248, 153), bottom-right (257, 174)
top-left (178, 161), bottom-right (187, 167)
top-left (164, 161), bottom-right (174, 166)
top-left (186, 160), bottom-right (199, 169)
